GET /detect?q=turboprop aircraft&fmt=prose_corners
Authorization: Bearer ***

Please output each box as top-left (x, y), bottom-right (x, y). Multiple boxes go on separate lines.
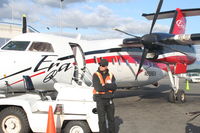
top-left (0, 33), bottom-right (166, 91)
top-left (0, 0), bottom-right (200, 103)
top-left (115, 0), bottom-right (200, 103)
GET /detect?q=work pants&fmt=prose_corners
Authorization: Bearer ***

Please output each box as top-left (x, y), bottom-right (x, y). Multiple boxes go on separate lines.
top-left (96, 99), bottom-right (115, 133)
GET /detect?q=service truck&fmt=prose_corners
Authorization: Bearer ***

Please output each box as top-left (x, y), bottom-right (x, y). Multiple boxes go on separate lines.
top-left (0, 82), bottom-right (98, 133)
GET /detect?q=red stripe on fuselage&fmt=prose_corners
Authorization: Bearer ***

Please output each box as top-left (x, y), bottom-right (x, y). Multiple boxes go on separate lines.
top-left (85, 55), bottom-right (163, 69)
top-left (9, 71), bottom-right (46, 86)
top-left (30, 71), bottom-right (46, 78)
top-left (85, 54), bottom-right (195, 72)
top-left (86, 55), bottom-right (137, 64)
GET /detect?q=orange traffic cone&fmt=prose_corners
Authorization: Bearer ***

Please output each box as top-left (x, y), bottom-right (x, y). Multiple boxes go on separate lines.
top-left (46, 105), bottom-right (56, 133)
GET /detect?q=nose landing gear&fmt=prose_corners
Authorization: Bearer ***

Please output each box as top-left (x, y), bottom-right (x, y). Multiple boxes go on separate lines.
top-left (169, 89), bottom-right (186, 103)
top-left (167, 65), bottom-right (186, 103)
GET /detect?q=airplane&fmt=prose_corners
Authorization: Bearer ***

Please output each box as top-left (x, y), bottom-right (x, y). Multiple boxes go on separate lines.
top-left (0, 33), bottom-right (165, 91)
top-left (0, 0), bottom-right (200, 104)
top-left (116, 0), bottom-right (200, 103)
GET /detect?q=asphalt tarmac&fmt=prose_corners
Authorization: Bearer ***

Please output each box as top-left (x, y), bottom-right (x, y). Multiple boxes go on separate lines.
top-left (114, 77), bottom-right (200, 133)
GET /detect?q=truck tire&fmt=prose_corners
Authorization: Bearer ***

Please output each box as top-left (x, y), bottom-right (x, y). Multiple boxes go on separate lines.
top-left (0, 106), bottom-right (31, 133)
top-left (63, 121), bottom-right (91, 133)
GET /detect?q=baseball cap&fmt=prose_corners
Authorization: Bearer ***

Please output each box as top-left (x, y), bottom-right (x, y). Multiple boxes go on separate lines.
top-left (99, 59), bottom-right (109, 67)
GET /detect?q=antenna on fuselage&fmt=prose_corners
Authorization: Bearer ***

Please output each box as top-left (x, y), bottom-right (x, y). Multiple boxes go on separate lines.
top-left (11, 0), bottom-right (14, 34)
top-left (22, 14), bottom-right (27, 33)
top-left (59, 0), bottom-right (64, 34)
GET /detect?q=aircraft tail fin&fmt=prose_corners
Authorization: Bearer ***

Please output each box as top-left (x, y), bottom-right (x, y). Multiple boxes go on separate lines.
top-left (143, 8), bottom-right (200, 34)
top-left (170, 8), bottom-right (186, 34)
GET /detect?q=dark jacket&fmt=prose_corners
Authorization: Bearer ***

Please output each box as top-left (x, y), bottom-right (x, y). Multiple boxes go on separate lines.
top-left (92, 68), bottom-right (117, 100)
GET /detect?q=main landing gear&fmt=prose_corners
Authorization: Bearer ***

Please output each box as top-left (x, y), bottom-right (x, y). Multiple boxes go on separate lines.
top-left (167, 65), bottom-right (186, 103)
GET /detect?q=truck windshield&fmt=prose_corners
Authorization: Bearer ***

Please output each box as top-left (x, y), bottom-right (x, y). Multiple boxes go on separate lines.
top-left (188, 73), bottom-right (200, 76)
top-left (191, 73), bottom-right (200, 76)
top-left (1, 41), bottom-right (30, 51)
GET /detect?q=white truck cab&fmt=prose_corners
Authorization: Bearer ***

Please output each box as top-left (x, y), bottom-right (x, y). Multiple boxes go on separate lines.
top-left (186, 72), bottom-right (200, 83)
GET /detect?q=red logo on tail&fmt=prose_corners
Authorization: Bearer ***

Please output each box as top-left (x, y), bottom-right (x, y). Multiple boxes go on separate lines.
top-left (172, 8), bottom-right (186, 34)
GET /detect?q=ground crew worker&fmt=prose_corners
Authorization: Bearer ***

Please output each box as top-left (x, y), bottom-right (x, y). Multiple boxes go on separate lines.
top-left (92, 59), bottom-right (117, 133)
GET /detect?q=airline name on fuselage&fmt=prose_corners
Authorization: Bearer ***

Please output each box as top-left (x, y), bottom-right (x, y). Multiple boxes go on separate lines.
top-left (34, 55), bottom-right (72, 83)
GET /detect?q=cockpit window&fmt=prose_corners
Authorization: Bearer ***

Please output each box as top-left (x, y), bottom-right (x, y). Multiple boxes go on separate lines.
top-left (28, 42), bottom-right (54, 52)
top-left (1, 41), bottom-right (30, 51)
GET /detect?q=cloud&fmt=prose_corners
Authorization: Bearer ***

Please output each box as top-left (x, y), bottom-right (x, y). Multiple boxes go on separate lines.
top-left (0, 0), bottom-right (169, 40)
top-left (45, 5), bottom-right (168, 39)
top-left (100, 0), bottom-right (131, 2)
top-left (33, 0), bottom-right (85, 7)
top-left (0, 0), bottom-right (53, 23)
top-left (0, 0), bottom-right (8, 8)
top-left (33, 0), bottom-right (131, 8)
top-left (49, 5), bottom-right (114, 28)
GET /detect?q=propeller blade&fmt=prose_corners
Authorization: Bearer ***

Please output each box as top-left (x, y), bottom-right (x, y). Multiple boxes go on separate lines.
top-left (135, 48), bottom-right (148, 80)
top-left (113, 28), bottom-right (141, 39)
top-left (22, 14), bottom-right (27, 33)
top-left (149, 0), bottom-right (163, 34)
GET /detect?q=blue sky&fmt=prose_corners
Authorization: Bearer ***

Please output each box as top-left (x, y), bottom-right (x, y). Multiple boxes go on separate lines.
top-left (0, 0), bottom-right (200, 40)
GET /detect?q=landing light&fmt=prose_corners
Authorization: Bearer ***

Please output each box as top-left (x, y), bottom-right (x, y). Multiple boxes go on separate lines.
top-left (146, 52), bottom-right (157, 59)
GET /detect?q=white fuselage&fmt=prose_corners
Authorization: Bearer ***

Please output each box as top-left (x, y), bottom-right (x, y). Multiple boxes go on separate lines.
top-left (0, 33), bottom-right (167, 90)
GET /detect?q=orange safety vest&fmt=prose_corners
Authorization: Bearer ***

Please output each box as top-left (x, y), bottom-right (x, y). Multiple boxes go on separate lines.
top-left (93, 72), bottom-right (113, 94)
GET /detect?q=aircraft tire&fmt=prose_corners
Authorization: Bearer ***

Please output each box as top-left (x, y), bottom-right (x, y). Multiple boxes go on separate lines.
top-left (0, 106), bottom-right (31, 133)
top-left (63, 120), bottom-right (91, 133)
top-left (168, 90), bottom-right (176, 103)
top-left (177, 89), bottom-right (186, 103)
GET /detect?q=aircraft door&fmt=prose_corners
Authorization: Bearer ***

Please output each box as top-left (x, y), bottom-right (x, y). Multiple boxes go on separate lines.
top-left (69, 43), bottom-right (86, 84)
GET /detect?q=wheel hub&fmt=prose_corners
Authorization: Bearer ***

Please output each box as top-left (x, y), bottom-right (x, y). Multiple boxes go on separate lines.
top-left (7, 121), bottom-right (15, 129)
top-left (2, 115), bottom-right (21, 133)
top-left (70, 126), bottom-right (84, 133)
top-left (181, 93), bottom-right (185, 101)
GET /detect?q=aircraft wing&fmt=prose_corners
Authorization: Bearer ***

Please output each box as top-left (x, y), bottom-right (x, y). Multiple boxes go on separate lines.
top-left (142, 8), bottom-right (200, 20)
top-left (121, 33), bottom-right (200, 46)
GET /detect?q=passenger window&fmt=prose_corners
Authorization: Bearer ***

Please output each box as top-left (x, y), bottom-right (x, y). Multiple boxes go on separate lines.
top-left (1, 41), bottom-right (30, 51)
top-left (29, 42), bottom-right (54, 52)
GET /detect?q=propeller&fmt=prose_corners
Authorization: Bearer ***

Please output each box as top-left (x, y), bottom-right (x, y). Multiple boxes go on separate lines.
top-left (114, 0), bottom-right (199, 80)
top-left (135, 0), bottom-right (163, 80)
